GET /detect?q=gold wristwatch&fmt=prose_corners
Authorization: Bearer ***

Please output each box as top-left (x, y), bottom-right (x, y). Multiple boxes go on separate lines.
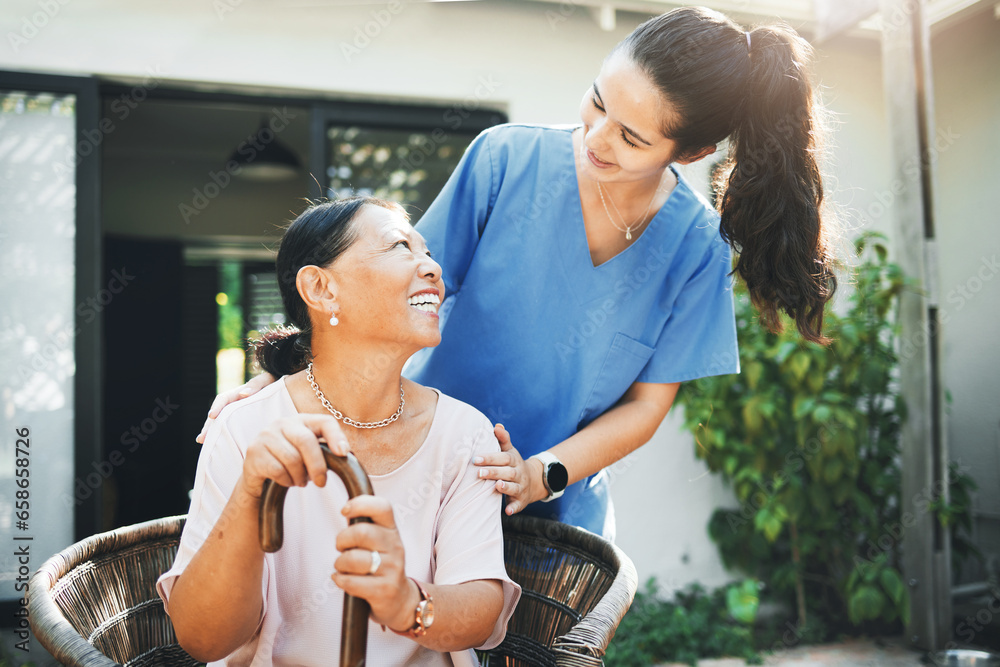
top-left (405, 578), bottom-right (434, 637)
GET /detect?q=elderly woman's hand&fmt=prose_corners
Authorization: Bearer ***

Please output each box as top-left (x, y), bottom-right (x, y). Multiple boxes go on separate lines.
top-left (473, 424), bottom-right (546, 516)
top-left (240, 414), bottom-right (350, 499)
top-left (197, 373), bottom-right (278, 444)
top-left (332, 496), bottom-right (419, 632)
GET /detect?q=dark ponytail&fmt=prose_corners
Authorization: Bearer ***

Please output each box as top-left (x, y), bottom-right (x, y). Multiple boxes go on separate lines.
top-left (619, 7), bottom-right (837, 343)
top-left (718, 25), bottom-right (836, 343)
top-left (252, 196), bottom-right (408, 377)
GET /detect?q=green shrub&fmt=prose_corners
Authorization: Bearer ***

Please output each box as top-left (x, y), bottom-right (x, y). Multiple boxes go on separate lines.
top-left (606, 578), bottom-right (761, 666)
top-left (674, 232), bottom-right (978, 636)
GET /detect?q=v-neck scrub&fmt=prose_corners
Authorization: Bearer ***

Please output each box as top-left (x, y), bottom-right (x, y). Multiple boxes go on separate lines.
top-left (405, 124), bottom-right (739, 538)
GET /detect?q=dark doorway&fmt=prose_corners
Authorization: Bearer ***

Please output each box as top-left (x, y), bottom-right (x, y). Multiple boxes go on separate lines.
top-left (102, 236), bottom-right (187, 527)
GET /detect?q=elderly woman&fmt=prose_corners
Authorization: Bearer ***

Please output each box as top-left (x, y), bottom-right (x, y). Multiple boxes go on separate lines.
top-left (156, 196), bottom-right (520, 666)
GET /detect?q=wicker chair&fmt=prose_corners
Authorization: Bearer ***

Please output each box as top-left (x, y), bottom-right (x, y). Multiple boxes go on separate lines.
top-left (28, 515), bottom-right (192, 667)
top-left (483, 515), bottom-right (638, 667)
top-left (29, 514), bottom-right (637, 666)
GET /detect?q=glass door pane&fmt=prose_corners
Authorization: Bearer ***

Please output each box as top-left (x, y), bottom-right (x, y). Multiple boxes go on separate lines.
top-left (325, 125), bottom-right (478, 223)
top-left (0, 89), bottom-right (76, 603)
top-left (0, 74), bottom-right (97, 613)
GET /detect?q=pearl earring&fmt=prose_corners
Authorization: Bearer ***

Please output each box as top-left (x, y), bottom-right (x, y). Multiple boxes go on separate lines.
top-left (329, 312), bottom-right (339, 327)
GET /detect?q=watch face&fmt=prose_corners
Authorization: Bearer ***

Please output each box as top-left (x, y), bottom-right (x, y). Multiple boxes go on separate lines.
top-left (418, 599), bottom-right (435, 628)
top-left (547, 462), bottom-right (569, 493)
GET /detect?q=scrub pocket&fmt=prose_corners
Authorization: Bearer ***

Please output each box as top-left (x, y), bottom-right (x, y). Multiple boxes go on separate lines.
top-left (578, 332), bottom-right (655, 428)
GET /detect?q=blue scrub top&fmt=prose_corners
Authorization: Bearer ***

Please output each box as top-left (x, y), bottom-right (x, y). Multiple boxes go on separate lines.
top-left (405, 124), bottom-right (739, 538)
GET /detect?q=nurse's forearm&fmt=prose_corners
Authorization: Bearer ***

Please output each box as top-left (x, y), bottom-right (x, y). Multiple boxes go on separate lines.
top-left (546, 381), bottom-right (680, 491)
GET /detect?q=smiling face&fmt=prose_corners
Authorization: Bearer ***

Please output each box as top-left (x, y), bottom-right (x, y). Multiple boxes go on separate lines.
top-left (578, 50), bottom-right (687, 183)
top-left (325, 204), bottom-right (444, 352)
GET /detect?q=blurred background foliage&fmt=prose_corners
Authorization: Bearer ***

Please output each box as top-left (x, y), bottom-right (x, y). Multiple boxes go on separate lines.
top-left (609, 233), bottom-right (981, 663)
top-left (675, 231), bottom-right (980, 638)
top-left (606, 578), bottom-right (762, 666)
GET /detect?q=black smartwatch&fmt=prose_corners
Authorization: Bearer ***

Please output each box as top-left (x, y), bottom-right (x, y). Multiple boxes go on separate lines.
top-left (531, 452), bottom-right (568, 502)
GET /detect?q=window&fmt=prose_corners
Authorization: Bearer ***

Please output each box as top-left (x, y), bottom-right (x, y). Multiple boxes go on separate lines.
top-left (325, 125), bottom-right (477, 223)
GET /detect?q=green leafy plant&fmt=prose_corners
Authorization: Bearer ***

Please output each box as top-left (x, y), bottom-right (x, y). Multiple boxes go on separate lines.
top-left (606, 579), bottom-right (761, 666)
top-left (218, 260), bottom-right (245, 350)
top-left (932, 460), bottom-right (983, 579)
top-left (726, 578), bottom-right (761, 625)
top-left (675, 232), bottom-right (978, 637)
top-left (677, 231), bottom-right (910, 630)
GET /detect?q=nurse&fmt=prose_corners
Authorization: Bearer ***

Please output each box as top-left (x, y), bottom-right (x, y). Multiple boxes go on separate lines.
top-left (201, 7), bottom-right (838, 539)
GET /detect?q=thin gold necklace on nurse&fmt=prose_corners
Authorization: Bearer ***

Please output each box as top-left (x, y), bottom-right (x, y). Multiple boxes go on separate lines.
top-left (582, 141), bottom-right (666, 241)
top-left (597, 178), bottom-right (663, 241)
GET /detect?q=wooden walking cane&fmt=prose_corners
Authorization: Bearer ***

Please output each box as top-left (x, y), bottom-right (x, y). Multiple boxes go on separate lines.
top-left (259, 445), bottom-right (374, 667)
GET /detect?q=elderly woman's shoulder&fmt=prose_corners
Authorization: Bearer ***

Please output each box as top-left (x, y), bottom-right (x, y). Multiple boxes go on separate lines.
top-left (215, 377), bottom-right (293, 429)
top-left (426, 389), bottom-right (500, 453)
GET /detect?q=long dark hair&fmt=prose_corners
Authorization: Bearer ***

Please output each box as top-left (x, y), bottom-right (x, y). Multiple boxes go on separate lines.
top-left (253, 196), bottom-right (408, 376)
top-left (618, 6), bottom-right (837, 343)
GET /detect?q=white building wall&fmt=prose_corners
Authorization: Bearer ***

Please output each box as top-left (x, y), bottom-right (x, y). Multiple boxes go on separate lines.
top-left (930, 12), bottom-right (1000, 581)
top-left (1, 0), bottom-right (995, 593)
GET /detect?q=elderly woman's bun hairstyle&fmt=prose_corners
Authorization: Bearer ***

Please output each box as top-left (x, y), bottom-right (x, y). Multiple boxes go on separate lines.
top-left (253, 196), bottom-right (408, 377)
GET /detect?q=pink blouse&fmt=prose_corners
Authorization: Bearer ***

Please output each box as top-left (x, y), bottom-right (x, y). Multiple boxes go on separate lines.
top-left (157, 377), bottom-right (520, 666)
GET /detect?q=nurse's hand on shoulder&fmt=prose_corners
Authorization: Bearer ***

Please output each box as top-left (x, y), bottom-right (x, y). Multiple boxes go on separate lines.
top-left (474, 424), bottom-right (546, 516)
top-left (197, 372), bottom-right (278, 444)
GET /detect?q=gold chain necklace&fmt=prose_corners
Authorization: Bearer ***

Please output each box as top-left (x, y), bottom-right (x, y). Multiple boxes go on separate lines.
top-left (306, 362), bottom-right (404, 429)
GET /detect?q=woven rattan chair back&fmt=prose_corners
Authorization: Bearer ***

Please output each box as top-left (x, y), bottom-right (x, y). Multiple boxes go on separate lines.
top-left (480, 515), bottom-right (638, 667)
top-left (29, 514), bottom-right (636, 667)
top-left (28, 515), bottom-right (195, 666)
